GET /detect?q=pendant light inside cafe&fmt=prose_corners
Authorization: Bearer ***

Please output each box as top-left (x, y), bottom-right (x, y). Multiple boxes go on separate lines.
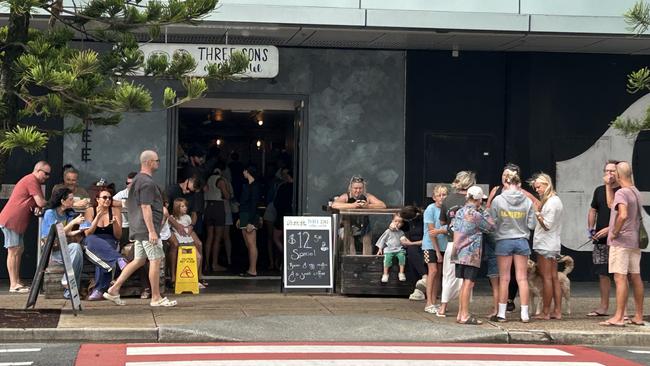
top-left (255, 110), bottom-right (264, 126)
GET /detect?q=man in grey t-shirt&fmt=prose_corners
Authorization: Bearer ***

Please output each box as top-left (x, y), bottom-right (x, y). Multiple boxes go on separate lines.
top-left (103, 150), bottom-right (177, 307)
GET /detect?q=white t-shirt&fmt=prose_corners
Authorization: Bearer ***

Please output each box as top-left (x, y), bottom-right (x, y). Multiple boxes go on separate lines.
top-left (204, 175), bottom-right (224, 201)
top-left (172, 214), bottom-right (194, 244)
top-left (114, 188), bottom-right (129, 228)
top-left (159, 218), bottom-right (171, 240)
top-left (533, 195), bottom-right (563, 252)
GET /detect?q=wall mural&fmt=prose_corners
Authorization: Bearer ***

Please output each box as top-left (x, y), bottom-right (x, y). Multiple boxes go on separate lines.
top-left (557, 94), bottom-right (650, 252)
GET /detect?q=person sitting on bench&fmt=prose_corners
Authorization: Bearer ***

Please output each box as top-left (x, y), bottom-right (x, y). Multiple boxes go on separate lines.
top-left (83, 188), bottom-right (127, 301)
top-left (40, 187), bottom-right (85, 299)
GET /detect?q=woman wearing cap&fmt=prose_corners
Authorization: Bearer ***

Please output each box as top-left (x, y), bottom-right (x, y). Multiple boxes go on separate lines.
top-left (490, 170), bottom-right (536, 323)
top-left (531, 173), bottom-right (564, 320)
top-left (451, 186), bottom-right (495, 325)
top-left (332, 176), bottom-right (386, 255)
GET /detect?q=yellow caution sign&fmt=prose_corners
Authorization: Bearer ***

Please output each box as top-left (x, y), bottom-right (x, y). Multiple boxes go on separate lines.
top-left (175, 246), bottom-right (199, 294)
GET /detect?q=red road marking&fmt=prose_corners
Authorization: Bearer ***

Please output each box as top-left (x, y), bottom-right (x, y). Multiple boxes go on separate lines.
top-left (76, 344), bottom-right (127, 366)
top-left (74, 342), bottom-right (643, 366)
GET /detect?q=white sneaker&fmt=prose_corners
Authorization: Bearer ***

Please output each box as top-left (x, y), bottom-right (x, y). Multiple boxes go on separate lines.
top-left (381, 274), bottom-right (389, 283)
top-left (409, 288), bottom-right (425, 301)
top-left (398, 273), bottom-right (406, 282)
top-left (415, 278), bottom-right (426, 292)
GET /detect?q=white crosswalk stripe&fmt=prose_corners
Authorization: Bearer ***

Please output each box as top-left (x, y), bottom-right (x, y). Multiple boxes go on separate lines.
top-left (125, 361), bottom-right (604, 366)
top-left (127, 345), bottom-right (572, 356)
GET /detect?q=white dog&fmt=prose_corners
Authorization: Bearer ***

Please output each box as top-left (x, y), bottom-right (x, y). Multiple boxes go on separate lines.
top-left (527, 255), bottom-right (574, 316)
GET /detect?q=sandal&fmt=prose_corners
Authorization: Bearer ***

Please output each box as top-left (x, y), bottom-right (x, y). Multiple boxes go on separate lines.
top-left (435, 310), bottom-right (447, 318)
top-left (627, 319), bottom-right (645, 326)
top-left (150, 297), bottom-right (177, 307)
top-left (458, 315), bottom-right (483, 325)
top-left (9, 285), bottom-right (29, 293)
top-left (587, 310), bottom-right (608, 317)
top-left (599, 320), bottom-right (626, 327)
top-left (424, 305), bottom-right (439, 314)
top-left (102, 292), bottom-right (126, 306)
top-left (140, 288), bottom-right (151, 299)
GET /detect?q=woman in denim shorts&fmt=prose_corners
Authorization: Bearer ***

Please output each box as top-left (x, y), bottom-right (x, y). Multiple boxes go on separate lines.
top-left (531, 173), bottom-right (564, 320)
top-left (489, 170), bottom-right (536, 323)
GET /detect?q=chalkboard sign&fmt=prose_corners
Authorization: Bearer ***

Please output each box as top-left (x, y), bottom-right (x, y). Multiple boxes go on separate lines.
top-left (26, 223), bottom-right (82, 315)
top-left (283, 216), bottom-right (333, 288)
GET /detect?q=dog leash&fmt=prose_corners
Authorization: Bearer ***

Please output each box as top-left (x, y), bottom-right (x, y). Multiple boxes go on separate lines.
top-left (575, 238), bottom-right (595, 250)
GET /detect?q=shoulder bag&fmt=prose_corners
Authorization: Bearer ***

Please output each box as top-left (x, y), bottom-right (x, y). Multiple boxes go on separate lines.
top-left (633, 189), bottom-right (648, 249)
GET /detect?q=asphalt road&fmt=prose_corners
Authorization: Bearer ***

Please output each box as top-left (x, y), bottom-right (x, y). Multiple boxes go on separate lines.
top-left (1, 343), bottom-right (79, 366)
top-left (2, 342), bottom-right (650, 366)
top-left (594, 346), bottom-right (650, 366)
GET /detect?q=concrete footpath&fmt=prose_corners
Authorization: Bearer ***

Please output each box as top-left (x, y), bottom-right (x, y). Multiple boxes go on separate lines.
top-left (2, 281), bottom-right (650, 345)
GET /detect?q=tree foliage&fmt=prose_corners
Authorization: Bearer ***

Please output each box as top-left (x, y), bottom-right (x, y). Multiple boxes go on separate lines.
top-left (0, 0), bottom-right (249, 155)
top-left (612, 1), bottom-right (650, 136)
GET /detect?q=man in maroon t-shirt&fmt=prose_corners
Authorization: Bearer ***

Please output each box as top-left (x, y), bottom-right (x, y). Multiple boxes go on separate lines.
top-left (0, 161), bottom-right (50, 293)
top-left (601, 161), bottom-right (644, 327)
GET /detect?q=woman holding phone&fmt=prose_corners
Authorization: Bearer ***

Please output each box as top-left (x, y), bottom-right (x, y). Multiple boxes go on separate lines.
top-left (332, 176), bottom-right (386, 255)
top-left (83, 188), bottom-right (127, 300)
top-left (40, 187), bottom-right (85, 299)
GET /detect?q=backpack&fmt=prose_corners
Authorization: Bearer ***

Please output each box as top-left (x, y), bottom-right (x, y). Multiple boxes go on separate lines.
top-left (446, 204), bottom-right (463, 239)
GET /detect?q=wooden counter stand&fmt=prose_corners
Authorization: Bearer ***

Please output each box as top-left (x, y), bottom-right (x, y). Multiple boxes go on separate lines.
top-left (328, 208), bottom-right (412, 296)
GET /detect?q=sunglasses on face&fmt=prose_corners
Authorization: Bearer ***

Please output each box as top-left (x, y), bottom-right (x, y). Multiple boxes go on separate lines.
top-left (39, 169), bottom-right (51, 176)
top-left (99, 196), bottom-right (112, 200)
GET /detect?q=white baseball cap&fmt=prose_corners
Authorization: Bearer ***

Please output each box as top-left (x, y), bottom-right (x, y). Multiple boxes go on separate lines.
top-left (466, 185), bottom-right (487, 200)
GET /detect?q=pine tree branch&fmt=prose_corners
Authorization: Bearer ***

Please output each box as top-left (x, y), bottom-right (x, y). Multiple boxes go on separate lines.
top-left (40, 6), bottom-right (106, 42)
top-left (625, 1), bottom-right (650, 35)
top-left (58, 5), bottom-right (212, 31)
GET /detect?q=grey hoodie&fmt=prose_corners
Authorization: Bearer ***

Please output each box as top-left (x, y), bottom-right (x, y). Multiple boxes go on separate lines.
top-left (490, 188), bottom-right (536, 241)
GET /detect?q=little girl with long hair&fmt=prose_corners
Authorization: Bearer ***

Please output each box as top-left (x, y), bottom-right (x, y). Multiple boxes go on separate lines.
top-left (172, 198), bottom-right (206, 289)
top-left (172, 198), bottom-right (194, 245)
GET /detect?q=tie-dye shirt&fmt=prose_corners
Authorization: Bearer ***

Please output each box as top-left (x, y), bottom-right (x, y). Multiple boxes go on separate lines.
top-left (451, 204), bottom-right (496, 268)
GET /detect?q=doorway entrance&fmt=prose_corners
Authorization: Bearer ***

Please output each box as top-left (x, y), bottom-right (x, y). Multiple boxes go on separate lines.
top-left (169, 96), bottom-right (305, 292)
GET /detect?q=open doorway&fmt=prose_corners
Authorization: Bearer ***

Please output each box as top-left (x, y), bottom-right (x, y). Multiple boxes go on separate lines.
top-left (172, 97), bottom-right (303, 292)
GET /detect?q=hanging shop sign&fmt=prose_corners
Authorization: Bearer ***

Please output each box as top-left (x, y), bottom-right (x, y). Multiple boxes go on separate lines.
top-left (138, 43), bottom-right (279, 78)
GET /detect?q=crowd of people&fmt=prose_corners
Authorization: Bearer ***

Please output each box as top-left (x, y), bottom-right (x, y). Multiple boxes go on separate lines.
top-left (0, 150), bottom-right (644, 321)
top-left (0, 146), bottom-right (294, 307)
top-left (338, 161), bottom-right (644, 326)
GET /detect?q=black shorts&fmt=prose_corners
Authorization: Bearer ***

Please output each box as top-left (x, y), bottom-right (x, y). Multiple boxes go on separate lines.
top-left (204, 200), bottom-right (226, 226)
top-left (423, 249), bottom-right (438, 264)
top-left (593, 263), bottom-right (612, 277)
top-left (455, 264), bottom-right (479, 281)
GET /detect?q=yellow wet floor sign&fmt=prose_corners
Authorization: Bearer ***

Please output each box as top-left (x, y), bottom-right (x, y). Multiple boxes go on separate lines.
top-left (175, 245), bottom-right (199, 294)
